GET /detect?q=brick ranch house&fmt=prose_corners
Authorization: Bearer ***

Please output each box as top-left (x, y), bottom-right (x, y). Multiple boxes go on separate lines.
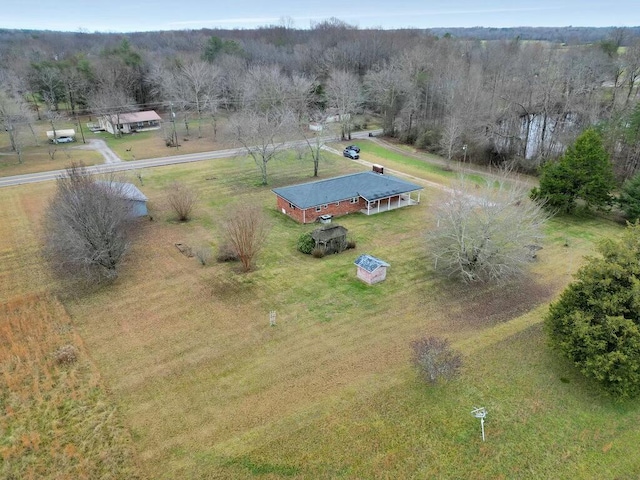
top-left (272, 168), bottom-right (422, 224)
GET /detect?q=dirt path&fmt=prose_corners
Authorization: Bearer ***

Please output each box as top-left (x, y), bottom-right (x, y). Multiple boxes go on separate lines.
top-left (72, 139), bottom-right (122, 164)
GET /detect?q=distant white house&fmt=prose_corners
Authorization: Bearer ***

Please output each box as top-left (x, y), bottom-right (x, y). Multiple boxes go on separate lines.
top-left (309, 113), bottom-right (351, 131)
top-left (46, 129), bottom-right (76, 143)
top-left (98, 110), bottom-right (162, 135)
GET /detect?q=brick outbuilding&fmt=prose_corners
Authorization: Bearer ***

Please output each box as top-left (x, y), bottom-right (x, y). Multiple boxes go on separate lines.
top-left (354, 254), bottom-right (390, 285)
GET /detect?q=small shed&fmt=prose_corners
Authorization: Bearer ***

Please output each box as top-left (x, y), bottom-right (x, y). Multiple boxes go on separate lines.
top-left (95, 181), bottom-right (148, 217)
top-left (354, 254), bottom-right (390, 285)
top-left (312, 224), bottom-right (348, 254)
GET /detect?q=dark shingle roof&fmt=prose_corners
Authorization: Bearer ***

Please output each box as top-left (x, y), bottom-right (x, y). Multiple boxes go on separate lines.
top-left (272, 171), bottom-right (421, 209)
top-left (311, 225), bottom-right (348, 242)
top-left (354, 254), bottom-right (390, 273)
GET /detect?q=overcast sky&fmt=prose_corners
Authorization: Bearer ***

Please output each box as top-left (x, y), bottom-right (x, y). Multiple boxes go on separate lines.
top-left (2, 0), bottom-right (638, 32)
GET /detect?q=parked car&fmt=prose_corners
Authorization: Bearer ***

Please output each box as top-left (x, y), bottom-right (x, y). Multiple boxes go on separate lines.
top-left (54, 137), bottom-right (74, 144)
top-left (346, 145), bottom-right (360, 153)
top-left (343, 148), bottom-right (359, 159)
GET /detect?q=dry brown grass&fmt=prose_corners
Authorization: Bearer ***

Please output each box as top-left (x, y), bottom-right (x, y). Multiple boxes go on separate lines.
top-left (0, 184), bottom-right (140, 479)
top-left (0, 119), bottom-right (104, 177)
top-left (0, 146), bottom-right (103, 177)
top-left (95, 116), bottom-right (236, 161)
top-left (0, 294), bottom-right (140, 479)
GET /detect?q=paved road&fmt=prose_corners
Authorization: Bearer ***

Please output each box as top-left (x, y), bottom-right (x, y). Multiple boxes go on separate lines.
top-left (0, 130), bottom-right (382, 188)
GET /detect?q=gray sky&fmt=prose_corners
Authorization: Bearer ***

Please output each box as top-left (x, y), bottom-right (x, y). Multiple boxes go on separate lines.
top-left (2, 0), bottom-right (638, 32)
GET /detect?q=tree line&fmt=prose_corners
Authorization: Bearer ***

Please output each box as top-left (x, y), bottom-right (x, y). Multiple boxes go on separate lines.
top-left (1, 21), bottom-right (639, 178)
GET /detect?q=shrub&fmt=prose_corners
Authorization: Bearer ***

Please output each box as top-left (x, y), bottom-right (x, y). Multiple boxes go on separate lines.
top-left (297, 232), bottom-right (315, 254)
top-left (167, 181), bottom-right (197, 222)
top-left (221, 204), bottom-right (270, 272)
top-left (195, 246), bottom-right (212, 265)
top-left (216, 242), bottom-right (239, 263)
top-left (415, 129), bottom-right (439, 150)
top-left (53, 344), bottom-right (78, 365)
top-left (546, 223), bottom-right (640, 397)
top-left (346, 237), bottom-right (357, 250)
top-left (411, 337), bottom-right (462, 385)
top-left (311, 247), bottom-right (326, 258)
top-left (618, 173), bottom-right (640, 222)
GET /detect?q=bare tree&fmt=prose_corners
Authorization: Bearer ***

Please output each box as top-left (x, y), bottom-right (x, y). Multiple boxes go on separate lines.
top-left (325, 69), bottom-right (362, 140)
top-left (221, 204), bottom-right (270, 272)
top-left (230, 109), bottom-right (295, 185)
top-left (621, 39), bottom-right (640, 107)
top-left (427, 174), bottom-right (549, 283)
top-left (364, 61), bottom-right (409, 135)
top-left (167, 181), bottom-right (198, 221)
top-left (151, 59), bottom-right (222, 138)
top-left (439, 113), bottom-right (463, 166)
top-left (411, 337), bottom-right (463, 385)
top-left (238, 65), bottom-right (313, 119)
top-left (29, 64), bottom-right (63, 111)
top-left (298, 111), bottom-right (330, 177)
top-left (0, 88), bottom-right (32, 164)
top-left (42, 163), bottom-right (137, 284)
top-left (240, 65), bottom-right (290, 113)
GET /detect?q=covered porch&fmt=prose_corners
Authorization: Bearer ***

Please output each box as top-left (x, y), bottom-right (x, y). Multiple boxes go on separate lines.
top-left (361, 192), bottom-right (421, 215)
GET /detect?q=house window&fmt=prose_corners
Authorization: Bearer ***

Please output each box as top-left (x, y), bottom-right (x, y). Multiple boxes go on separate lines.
top-left (315, 206), bottom-right (322, 212)
top-left (350, 197), bottom-right (359, 204)
top-left (323, 204), bottom-right (328, 209)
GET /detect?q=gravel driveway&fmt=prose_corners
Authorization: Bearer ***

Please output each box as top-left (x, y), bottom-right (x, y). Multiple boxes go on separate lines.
top-left (72, 139), bottom-right (122, 164)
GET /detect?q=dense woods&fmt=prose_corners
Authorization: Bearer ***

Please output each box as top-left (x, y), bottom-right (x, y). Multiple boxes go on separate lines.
top-left (1, 22), bottom-right (639, 178)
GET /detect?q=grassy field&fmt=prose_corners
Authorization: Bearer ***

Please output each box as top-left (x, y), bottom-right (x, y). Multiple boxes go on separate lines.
top-left (91, 116), bottom-right (236, 161)
top-left (0, 139), bottom-right (103, 177)
top-left (2, 145), bottom-right (638, 478)
top-left (0, 115), bottom-right (234, 177)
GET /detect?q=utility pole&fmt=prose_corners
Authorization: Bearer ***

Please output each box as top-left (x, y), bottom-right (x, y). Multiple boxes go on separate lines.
top-left (76, 114), bottom-right (86, 144)
top-left (170, 103), bottom-right (178, 150)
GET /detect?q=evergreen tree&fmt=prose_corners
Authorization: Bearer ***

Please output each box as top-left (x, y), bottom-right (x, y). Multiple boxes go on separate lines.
top-left (546, 223), bottom-right (640, 397)
top-left (532, 129), bottom-right (616, 213)
top-left (618, 173), bottom-right (640, 222)
top-left (202, 36), bottom-right (243, 62)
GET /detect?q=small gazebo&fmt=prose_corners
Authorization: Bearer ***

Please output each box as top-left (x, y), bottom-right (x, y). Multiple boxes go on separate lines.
top-left (311, 225), bottom-right (348, 254)
top-left (354, 254), bottom-right (390, 285)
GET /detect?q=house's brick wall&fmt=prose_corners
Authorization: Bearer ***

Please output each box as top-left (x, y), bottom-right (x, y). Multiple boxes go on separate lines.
top-left (276, 195), bottom-right (366, 224)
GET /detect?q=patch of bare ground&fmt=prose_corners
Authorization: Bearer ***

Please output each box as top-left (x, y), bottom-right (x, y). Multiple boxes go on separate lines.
top-left (435, 275), bottom-right (558, 330)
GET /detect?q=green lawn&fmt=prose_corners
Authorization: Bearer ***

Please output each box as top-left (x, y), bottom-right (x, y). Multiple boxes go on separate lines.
top-left (2, 143), bottom-right (637, 479)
